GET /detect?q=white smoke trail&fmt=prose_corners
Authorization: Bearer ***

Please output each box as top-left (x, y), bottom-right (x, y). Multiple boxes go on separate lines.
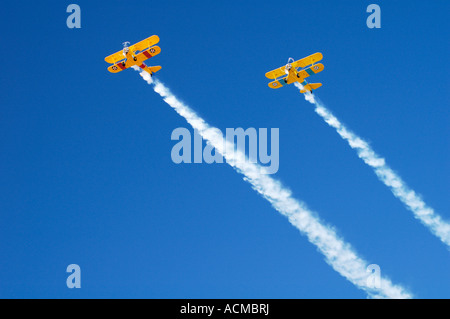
top-left (294, 82), bottom-right (450, 248)
top-left (135, 70), bottom-right (412, 298)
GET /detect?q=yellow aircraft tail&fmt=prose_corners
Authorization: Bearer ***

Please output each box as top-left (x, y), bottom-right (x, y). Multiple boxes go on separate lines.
top-left (147, 66), bottom-right (162, 74)
top-left (142, 66), bottom-right (161, 76)
top-left (300, 83), bottom-right (322, 93)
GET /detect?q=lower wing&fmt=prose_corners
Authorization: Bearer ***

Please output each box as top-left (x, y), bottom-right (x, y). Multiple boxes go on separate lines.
top-left (107, 61), bottom-right (128, 73)
top-left (107, 46), bottom-right (161, 73)
top-left (268, 77), bottom-right (287, 89)
top-left (135, 46), bottom-right (161, 61)
top-left (297, 63), bottom-right (324, 79)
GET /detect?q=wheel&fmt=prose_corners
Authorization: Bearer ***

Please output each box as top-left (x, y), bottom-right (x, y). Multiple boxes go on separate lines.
top-left (122, 62), bottom-right (126, 67)
top-left (133, 57), bottom-right (137, 61)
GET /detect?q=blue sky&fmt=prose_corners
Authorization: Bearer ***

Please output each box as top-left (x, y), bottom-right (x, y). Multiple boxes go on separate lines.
top-left (0, 0), bottom-right (449, 298)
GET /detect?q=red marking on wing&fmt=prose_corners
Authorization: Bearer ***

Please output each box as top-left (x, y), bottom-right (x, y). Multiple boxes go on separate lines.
top-left (143, 51), bottom-right (152, 59)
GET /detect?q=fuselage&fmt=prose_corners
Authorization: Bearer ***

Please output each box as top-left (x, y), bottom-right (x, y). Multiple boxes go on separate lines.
top-left (122, 48), bottom-right (152, 73)
top-left (284, 66), bottom-right (304, 84)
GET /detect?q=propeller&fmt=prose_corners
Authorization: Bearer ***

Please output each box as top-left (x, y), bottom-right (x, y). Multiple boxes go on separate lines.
top-left (285, 57), bottom-right (295, 74)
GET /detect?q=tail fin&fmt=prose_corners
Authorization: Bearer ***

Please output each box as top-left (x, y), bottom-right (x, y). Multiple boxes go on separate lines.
top-left (300, 83), bottom-right (322, 93)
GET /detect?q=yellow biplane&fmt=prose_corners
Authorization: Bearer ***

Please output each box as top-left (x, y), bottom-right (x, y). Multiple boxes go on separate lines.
top-left (105, 35), bottom-right (162, 76)
top-left (265, 52), bottom-right (324, 93)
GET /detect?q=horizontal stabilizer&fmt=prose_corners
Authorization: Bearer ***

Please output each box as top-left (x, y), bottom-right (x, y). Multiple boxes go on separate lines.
top-left (300, 83), bottom-right (322, 93)
top-left (147, 66), bottom-right (162, 74)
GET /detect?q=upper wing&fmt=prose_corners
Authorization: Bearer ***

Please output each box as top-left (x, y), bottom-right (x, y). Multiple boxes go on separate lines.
top-left (292, 52), bottom-right (323, 69)
top-left (265, 52), bottom-right (323, 79)
top-left (130, 35), bottom-right (160, 53)
top-left (265, 67), bottom-right (287, 80)
top-left (296, 63), bottom-right (324, 79)
top-left (105, 51), bottom-right (125, 64)
top-left (104, 35), bottom-right (160, 63)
